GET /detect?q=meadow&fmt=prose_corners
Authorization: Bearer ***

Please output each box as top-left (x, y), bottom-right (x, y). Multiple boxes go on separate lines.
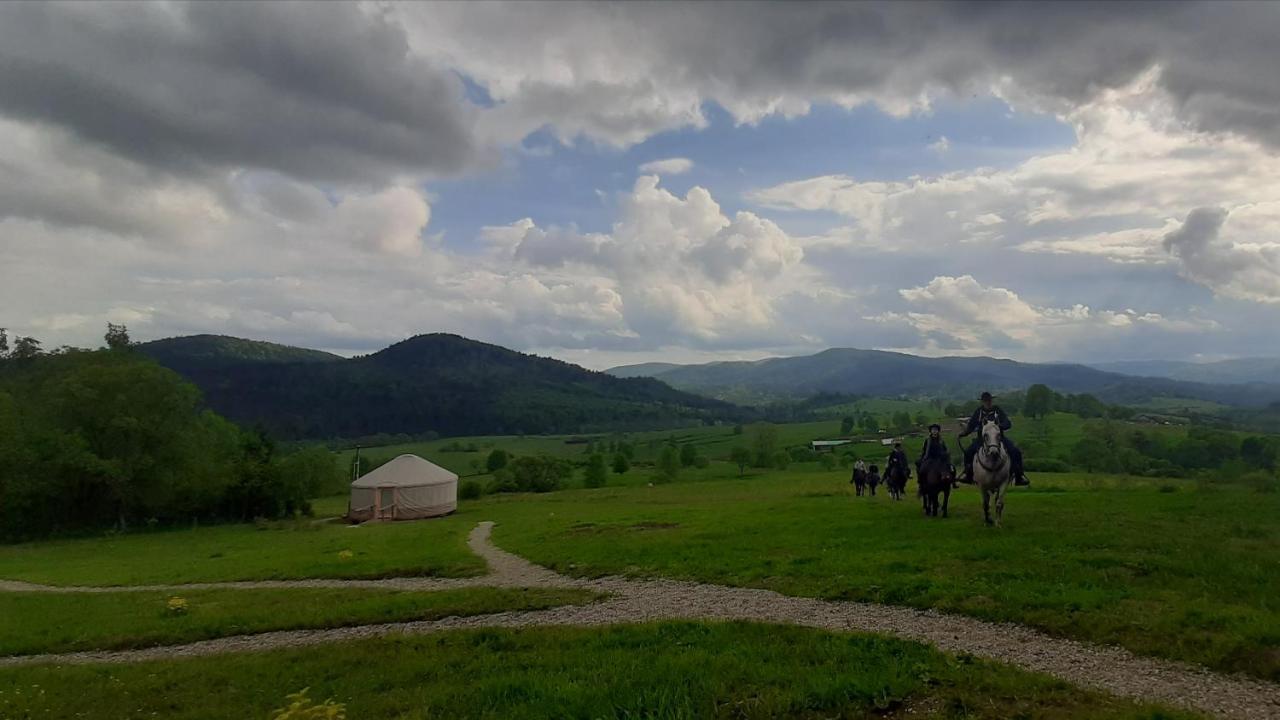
top-left (0, 414), bottom-right (1275, 719)
top-left (0, 623), bottom-right (1194, 720)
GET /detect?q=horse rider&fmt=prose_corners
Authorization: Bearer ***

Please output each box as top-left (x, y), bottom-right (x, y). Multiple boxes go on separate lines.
top-left (917, 423), bottom-right (957, 487)
top-left (853, 457), bottom-right (867, 475)
top-left (886, 441), bottom-right (910, 480)
top-left (959, 391), bottom-right (1029, 486)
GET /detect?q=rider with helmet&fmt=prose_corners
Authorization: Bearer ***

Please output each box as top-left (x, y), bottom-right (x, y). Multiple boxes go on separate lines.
top-left (959, 392), bottom-right (1029, 486)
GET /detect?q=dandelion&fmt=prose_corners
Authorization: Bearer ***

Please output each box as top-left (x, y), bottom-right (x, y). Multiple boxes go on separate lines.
top-left (337, 549), bottom-right (354, 561)
top-left (166, 596), bottom-right (188, 616)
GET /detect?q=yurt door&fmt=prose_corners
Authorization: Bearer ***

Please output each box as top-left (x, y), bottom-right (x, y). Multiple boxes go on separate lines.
top-left (377, 487), bottom-right (395, 519)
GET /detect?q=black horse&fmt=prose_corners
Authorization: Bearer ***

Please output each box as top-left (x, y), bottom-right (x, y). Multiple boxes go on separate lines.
top-left (884, 462), bottom-right (909, 501)
top-left (917, 456), bottom-right (953, 518)
top-left (850, 466), bottom-right (868, 496)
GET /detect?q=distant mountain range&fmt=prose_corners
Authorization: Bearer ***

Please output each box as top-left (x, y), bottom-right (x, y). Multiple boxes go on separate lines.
top-left (606, 347), bottom-right (1280, 408)
top-left (138, 334), bottom-right (743, 440)
top-left (1091, 358), bottom-right (1280, 385)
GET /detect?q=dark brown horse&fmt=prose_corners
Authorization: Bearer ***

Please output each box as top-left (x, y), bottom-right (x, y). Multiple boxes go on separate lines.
top-left (918, 456), bottom-right (953, 518)
top-left (850, 466), bottom-right (868, 496)
top-left (884, 462), bottom-right (909, 501)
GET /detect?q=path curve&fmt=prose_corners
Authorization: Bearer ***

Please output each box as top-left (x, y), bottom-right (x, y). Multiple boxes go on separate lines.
top-left (3, 522), bottom-right (1278, 720)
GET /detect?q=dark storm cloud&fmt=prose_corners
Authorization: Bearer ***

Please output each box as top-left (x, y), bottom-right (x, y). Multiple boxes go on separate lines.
top-left (0, 2), bottom-right (477, 183)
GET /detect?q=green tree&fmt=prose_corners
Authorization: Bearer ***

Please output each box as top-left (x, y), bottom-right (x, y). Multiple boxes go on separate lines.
top-left (611, 452), bottom-right (630, 475)
top-left (656, 446), bottom-right (680, 483)
top-left (840, 416), bottom-right (855, 435)
top-left (679, 443), bottom-right (698, 467)
top-left (914, 413), bottom-right (928, 427)
top-left (749, 423), bottom-right (779, 467)
top-left (892, 411), bottom-right (912, 431)
top-left (486, 449), bottom-right (509, 472)
top-left (104, 323), bottom-right (132, 351)
top-left (583, 454), bottom-right (607, 488)
top-left (503, 455), bottom-right (571, 493)
top-left (1024, 384), bottom-right (1054, 419)
top-left (730, 446), bottom-right (752, 477)
top-left (859, 415), bottom-right (879, 433)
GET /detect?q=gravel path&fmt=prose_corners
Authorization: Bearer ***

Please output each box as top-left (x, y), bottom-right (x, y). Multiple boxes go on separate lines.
top-left (3, 521), bottom-right (1278, 720)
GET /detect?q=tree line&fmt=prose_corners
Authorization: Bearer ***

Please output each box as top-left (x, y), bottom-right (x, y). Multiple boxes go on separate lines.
top-left (0, 327), bottom-right (344, 541)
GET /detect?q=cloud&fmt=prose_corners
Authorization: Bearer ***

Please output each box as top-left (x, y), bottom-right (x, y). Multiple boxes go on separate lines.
top-left (928, 136), bottom-right (950, 154)
top-left (878, 275), bottom-right (1213, 357)
top-left (395, 2), bottom-right (1280, 149)
top-left (1163, 207), bottom-right (1280, 303)
top-left (0, 2), bottom-right (478, 185)
top-left (638, 157), bottom-right (694, 175)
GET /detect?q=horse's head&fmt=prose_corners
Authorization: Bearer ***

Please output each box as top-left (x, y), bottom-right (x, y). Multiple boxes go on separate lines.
top-left (981, 420), bottom-right (1004, 462)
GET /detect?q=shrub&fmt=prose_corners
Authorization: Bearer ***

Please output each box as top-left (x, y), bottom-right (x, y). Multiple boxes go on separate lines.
top-left (693, 455), bottom-right (710, 469)
top-left (486, 449), bottom-right (509, 472)
top-left (1158, 484), bottom-right (1178, 493)
top-left (773, 451), bottom-right (790, 470)
top-left (1024, 458), bottom-right (1071, 473)
top-left (655, 446), bottom-right (680, 483)
top-left (498, 455), bottom-right (571, 493)
top-left (818, 454), bottom-right (837, 470)
top-left (1241, 470), bottom-right (1279, 494)
top-left (788, 447), bottom-right (819, 463)
top-left (583, 454), bottom-right (607, 488)
top-left (611, 453), bottom-right (630, 475)
top-left (458, 480), bottom-right (483, 500)
top-left (679, 443), bottom-right (698, 467)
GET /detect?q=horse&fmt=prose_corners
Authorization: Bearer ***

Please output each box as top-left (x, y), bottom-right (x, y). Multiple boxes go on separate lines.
top-left (884, 462), bottom-right (909, 501)
top-left (972, 420), bottom-right (1012, 526)
top-left (865, 465), bottom-right (881, 496)
top-left (850, 466), bottom-right (868, 496)
top-left (917, 456), bottom-right (953, 518)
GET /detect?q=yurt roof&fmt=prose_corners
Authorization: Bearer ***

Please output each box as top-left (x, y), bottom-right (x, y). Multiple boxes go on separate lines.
top-left (352, 454), bottom-right (458, 488)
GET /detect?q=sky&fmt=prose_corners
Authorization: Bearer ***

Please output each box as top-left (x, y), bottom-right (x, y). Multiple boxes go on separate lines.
top-left (2, 1), bottom-right (1279, 370)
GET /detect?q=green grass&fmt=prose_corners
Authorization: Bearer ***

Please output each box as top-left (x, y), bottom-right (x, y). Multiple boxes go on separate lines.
top-left (0, 623), bottom-right (1196, 719)
top-left (0, 511), bottom-right (487, 586)
top-left (477, 470), bottom-right (1280, 681)
top-left (0, 587), bottom-right (597, 656)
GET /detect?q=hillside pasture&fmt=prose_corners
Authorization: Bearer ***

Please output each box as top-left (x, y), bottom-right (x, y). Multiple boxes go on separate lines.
top-left (477, 468), bottom-right (1280, 681)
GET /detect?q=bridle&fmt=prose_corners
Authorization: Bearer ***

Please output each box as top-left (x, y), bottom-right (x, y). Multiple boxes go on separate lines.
top-left (976, 421), bottom-right (1007, 473)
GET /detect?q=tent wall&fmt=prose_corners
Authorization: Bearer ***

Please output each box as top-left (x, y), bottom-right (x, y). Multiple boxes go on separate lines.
top-left (347, 482), bottom-right (456, 521)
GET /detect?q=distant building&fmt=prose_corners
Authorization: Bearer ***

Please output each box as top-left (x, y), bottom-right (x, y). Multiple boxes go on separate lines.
top-left (349, 454), bottom-right (457, 522)
top-left (810, 440), bottom-right (853, 453)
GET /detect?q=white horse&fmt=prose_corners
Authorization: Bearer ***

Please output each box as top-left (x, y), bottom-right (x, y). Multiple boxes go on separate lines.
top-left (974, 420), bottom-right (1012, 527)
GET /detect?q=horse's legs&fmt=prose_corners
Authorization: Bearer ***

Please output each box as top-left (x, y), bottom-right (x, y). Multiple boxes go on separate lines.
top-left (982, 488), bottom-right (993, 525)
top-left (995, 483), bottom-right (1007, 527)
top-left (941, 486), bottom-right (950, 518)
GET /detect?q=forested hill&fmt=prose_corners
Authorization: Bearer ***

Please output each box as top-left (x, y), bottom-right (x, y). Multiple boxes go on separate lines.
top-left (607, 347), bottom-right (1280, 408)
top-left (138, 335), bottom-right (341, 373)
top-left (144, 333), bottom-right (745, 440)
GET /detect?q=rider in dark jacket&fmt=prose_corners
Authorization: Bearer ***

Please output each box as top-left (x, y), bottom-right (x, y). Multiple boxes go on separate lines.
top-left (960, 392), bottom-right (1029, 486)
top-left (917, 423), bottom-right (955, 486)
top-left (886, 442), bottom-right (910, 479)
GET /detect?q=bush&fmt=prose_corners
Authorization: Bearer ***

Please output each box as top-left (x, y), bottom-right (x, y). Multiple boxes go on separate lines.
top-left (486, 449), bottom-right (509, 472)
top-left (818, 454), bottom-right (837, 470)
top-left (1241, 470), bottom-right (1279, 494)
top-left (1023, 458), bottom-right (1071, 473)
top-left (788, 447), bottom-right (819, 463)
top-left (504, 455), bottom-right (571, 493)
top-left (611, 453), bottom-right (630, 474)
top-left (679, 443), bottom-right (698, 467)
top-left (655, 446), bottom-right (680, 483)
top-left (1158, 483), bottom-right (1178, 493)
top-left (693, 455), bottom-right (709, 469)
top-left (772, 451), bottom-right (790, 470)
top-left (458, 480), bottom-right (483, 500)
top-left (583, 454), bottom-right (607, 488)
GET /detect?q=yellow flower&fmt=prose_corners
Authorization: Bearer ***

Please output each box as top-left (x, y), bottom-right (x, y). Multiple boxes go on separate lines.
top-left (337, 549), bottom-right (354, 561)
top-left (166, 596), bottom-right (188, 615)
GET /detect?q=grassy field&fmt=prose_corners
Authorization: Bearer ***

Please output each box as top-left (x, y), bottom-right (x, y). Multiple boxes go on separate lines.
top-left (0, 587), bottom-right (596, 656)
top-left (475, 469), bottom-right (1280, 681)
top-left (0, 512), bottom-right (485, 586)
top-left (0, 623), bottom-right (1195, 719)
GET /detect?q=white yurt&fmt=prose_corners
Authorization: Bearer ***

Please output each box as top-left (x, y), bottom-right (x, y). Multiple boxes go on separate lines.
top-left (349, 454), bottom-right (458, 522)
